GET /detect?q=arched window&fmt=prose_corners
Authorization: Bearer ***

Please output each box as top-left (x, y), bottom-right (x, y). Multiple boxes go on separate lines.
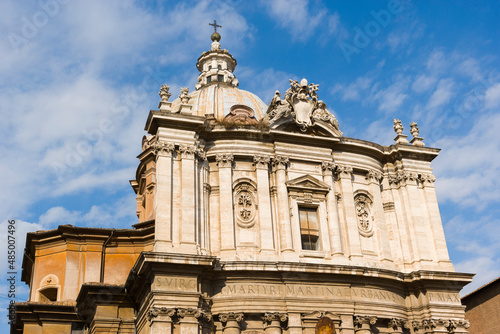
top-left (38, 287), bottom-right (58, 302)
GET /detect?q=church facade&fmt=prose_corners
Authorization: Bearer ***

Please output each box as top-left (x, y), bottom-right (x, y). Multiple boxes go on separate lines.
top-left (14, 31), bottom-right (473, 334)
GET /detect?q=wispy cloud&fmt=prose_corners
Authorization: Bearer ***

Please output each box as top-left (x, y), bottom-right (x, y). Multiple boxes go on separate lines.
top-left (259, 0), bottom-right (341, 42)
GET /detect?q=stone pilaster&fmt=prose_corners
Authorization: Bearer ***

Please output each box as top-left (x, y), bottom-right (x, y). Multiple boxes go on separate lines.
top-left (180, 144), bottom-right (197, 252)
top-left (287, 313), bottom-right (302, 334)
top-left (254, 155), bottom-right (275, 252)
top-left (401, 171), bottom-right (436, 265)
top-left (365, 170), bottom-right (393, 263)
top-left (420, 174), bottom-right (453, 268)
top-left (177, 308), bottom-right (202, 334)
top-left (272, 155), bottom-right (293, 253)
top-left (336, 164), bottom-right (362, 259)
top-left (217, 154), bottom-right (235, 252)
top-left (219, 313), bottom-right (244, 334)
top-left (322, 162), bottom-right (343, 256)
top-left (153, 140), bottom-right (175, 252)
top-left (354, 316), bottom-right (376, 334)
top-left (387, 173), bottom-right (415, 267)
top-left (262, 312), bottom-right (288, 334)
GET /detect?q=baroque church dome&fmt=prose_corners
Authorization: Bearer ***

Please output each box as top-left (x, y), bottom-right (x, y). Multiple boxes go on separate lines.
top-left (167, 33), bottom-right (267, 121)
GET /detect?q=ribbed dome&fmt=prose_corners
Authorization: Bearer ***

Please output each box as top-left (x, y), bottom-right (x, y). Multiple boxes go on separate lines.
top-left (170, 85), bottom-right (267, 120)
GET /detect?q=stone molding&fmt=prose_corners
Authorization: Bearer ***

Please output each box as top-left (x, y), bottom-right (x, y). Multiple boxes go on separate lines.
top-left (253, 155), bottom-right (271, 169)
top-left (216, 154), bottom-right (234, 168)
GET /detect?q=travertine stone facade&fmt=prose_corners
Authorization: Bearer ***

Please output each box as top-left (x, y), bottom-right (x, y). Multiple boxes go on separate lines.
top-left (14, 33), bottom-right (473, 334)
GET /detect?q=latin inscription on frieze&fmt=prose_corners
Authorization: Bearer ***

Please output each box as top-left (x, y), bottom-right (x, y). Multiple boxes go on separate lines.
top-left (154, 276), bottom-right (197, 292)
top-left (428, 292), bottom-right (460, 304)
top-left (215, 283), bottom-right (404, 305)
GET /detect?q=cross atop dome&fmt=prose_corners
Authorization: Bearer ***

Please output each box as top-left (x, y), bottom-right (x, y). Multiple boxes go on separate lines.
top-left (195, 20), bottom-right (238, 90)
top-left (209, 20), bottom-right (222, 42)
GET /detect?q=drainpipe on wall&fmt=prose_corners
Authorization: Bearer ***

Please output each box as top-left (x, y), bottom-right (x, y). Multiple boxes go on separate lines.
top-left (100, 231), bottom-right (114, 283)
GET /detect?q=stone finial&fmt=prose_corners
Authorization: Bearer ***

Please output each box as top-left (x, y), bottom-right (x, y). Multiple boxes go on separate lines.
top-left (159, 84), bottom-right (171, 102)
top-left (410, 122), bottom-right (419, 137)
top-left (393, 119), bottom-right (403, 134)
top-left (392, 118), bottom-right (409, 144)
top-left (179, 87), bottom-right (190, 104)
top-left (409, 121), bottom-right (425, 146)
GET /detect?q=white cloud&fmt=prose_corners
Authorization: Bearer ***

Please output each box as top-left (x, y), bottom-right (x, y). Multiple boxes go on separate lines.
top-left (260, 0), bottom-right (339, 41)
top-left (373, 82), bottom-right (408, 113)
top-left (426, 78), bottom-right (454, 109)
top-left (484, 82), bottom-right (500, 109)
top-left (238, 66), bottom-right (295, 103)
top-left (411, 74), bottom-right (436, 93)
top-left (39, 196), bottom-right (137, 228)
top-left (434, 111), bottom-right (500, 207)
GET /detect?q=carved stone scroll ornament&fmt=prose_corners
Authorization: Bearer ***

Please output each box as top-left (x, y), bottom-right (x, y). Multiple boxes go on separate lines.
top-left (354, 316), bottom-right (377, 330)
top-left (266, 79), bottom-right (338, 132)
top-left (262, 312), bottom-right (288, 323)
top-left (218, 312), bottom-right (244, 324)
top-left (147, 307), bottom-right (176, 322)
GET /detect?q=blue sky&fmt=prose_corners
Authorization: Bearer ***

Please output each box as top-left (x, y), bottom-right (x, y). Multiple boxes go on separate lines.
top-left (1, 0), bottom-right (500, 325)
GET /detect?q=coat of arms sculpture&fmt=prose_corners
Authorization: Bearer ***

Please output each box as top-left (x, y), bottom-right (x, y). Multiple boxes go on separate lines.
top-left (266, 78), bottom-right (339, 132)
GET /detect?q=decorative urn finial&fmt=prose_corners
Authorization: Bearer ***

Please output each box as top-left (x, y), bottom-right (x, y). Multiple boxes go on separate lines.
top-left (392, 118), bottom-right (409, 144)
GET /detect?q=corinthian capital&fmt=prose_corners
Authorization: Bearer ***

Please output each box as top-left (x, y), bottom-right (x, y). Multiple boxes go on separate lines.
top-left (253, 155), bottom-right (270, 169)
top-left (152, 140), bottom-right (175, 157)
top-left (321, 161), bottom-right (336, 173)
top-left (179, 144), bottom-right (197, 159)
top-left (335, 164), bottom-right (353, 177)
top-left (271, 155), bottom-right (289, 170)
top-left (420, 173), bottom-right (436, 186)
top-left (365, 169), bottom-right (383, 183)
top-left (262, 312), bottom-right (288, 323)
top-left (216, 154), bottom-right (234, 168)
top-left (219, 312), bottom-right (244, 324)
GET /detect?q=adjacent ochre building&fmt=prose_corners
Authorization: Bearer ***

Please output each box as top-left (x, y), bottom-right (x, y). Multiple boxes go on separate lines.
top-left (14, 32), bottom-right (474, 334)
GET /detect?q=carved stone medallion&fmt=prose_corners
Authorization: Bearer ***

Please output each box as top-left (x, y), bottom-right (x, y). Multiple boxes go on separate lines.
top-left (354, 194), bottom-right (374, 237)
top-left (234, 182), bottom-right (257, 228)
